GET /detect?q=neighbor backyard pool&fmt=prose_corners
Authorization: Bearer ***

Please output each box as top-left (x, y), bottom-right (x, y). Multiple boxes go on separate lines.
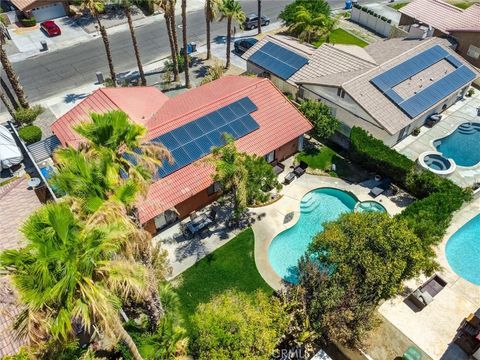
top-left (435, 122), bottom-right (480, 167)
top-left (445, 214), bottom-right (480, 285)
top-left (268, 188), bottom-right (357, 283)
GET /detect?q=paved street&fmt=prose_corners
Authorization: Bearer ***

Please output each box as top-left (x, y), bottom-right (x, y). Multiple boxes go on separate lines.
top-left (2, 0), bottom-right (369, 104)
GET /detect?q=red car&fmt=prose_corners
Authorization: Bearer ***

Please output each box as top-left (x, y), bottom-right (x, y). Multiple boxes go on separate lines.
top-left (40, 21), bottom-right (61, 37)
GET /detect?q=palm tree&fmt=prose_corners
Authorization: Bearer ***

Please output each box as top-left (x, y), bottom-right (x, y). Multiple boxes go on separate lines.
top-left (257, 0), bottom-right (262, 34)
top-left (288, 5), bottom-right (338, 44)
top-left (205, 0), bottom-right (218, 60)
top-left (73, 110), bottom-right (171, 188)
top-left (120, 0), bottom-right (146, 86)
top-left (0, 91), bottom-right (16, 118)
top-left (181, 0), bottom-right (191, 88)
top-left (209, 134), bottom-right (248, 220)
top-left (0, 25), bottom-right (29, 108)
top-left (218, 0), bottom-right (245, 69)
top-left (82, 0), bottom-right (116, 85)
top-left (0, 202), bottom-right (148, 360)
top-left (157, 0), bottom-right (179, 81)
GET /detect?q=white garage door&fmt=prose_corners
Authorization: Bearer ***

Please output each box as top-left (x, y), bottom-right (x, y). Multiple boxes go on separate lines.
top-left (32, 3), bottom-right (66, 22)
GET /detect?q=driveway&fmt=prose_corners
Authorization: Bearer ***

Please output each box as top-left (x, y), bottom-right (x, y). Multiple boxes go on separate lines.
top-left (8, 17), bottom-right (90, 54)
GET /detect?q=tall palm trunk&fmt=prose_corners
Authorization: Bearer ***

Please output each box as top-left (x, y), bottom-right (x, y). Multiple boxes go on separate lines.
top-left (146, 289), bottom-right (165, 331)
top-left (0, 32), bottom-right (29, 109)
top-left (225, 16), bottom-right (232, 69)
top-left (181, 0), bottom-right (191, 88)
top-left (113, 317), bottom-right (144, 360)
top-left (125, 6), bottom-right (146, 86)
top-left (257, 0), bottom-right (262, 34)
top-left (1, 77), bottom-right (19, 109)
top-left (0, 91), bottom-right (16, 119)
top-left (164, 13), bottom-right (179, 82)
top-left (95, 14), bottom-right (116, 86)
top-left (169, 0), bottom-right (179, 55)
top-left (206, 0), bottom-right (212, 60)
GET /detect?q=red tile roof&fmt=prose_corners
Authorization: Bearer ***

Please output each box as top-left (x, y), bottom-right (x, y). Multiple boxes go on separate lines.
top-left (51, 76), bottom-right (312, 223)
top-left (400, 0), bottom-right (480, 33)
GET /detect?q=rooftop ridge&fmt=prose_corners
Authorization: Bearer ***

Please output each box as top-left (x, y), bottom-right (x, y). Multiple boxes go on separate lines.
top-left (323, 43), bottom-right (377, 65)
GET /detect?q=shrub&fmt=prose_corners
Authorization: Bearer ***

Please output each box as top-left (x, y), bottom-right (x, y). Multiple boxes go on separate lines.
top-left (412, 127), bottom-right (421, 136)
top-left (18, 125), bottom-right (42, 144)
top-left (20, 16), bottom-right (36, 27)
top-left (349, 127), bottom-right (414, 185)
top-left (14, 105), bottom-right (44, 125)
top-left (164, 54), bottom-right (191, 74)
top-left (381, 16), bottom-right (388, 21)
top-left (200, 62), bottom-right (225, 85)
top-left (467, 88), bottom-right (475, 97)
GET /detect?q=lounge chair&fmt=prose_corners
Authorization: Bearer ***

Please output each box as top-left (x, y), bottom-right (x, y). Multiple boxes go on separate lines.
top-left (293, 166), bottom-right (305, 177)
top-left (369, 180), bottom-right (391, 198)
top-left (284, 172), bottom-right (296, 184)
top-left (271, 160), bottom-right (285, 175)
top-left (407, 274), bottom-right (447, 310)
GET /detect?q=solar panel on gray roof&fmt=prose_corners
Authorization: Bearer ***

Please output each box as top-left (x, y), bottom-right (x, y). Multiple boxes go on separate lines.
top-left (249, 41), bottom-right (308, 80)
top-left (153, 97), bottom-right (260, 177)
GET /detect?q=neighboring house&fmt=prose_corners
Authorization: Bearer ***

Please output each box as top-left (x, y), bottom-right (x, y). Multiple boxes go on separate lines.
top-left (399, 0), bottom-right (480, 68)
top-left (246, 35), bottom-right (478, 147)
top-left (10, 0), bottom-right (68, 22)
top-left (51, 76), bottom-right (313, 233)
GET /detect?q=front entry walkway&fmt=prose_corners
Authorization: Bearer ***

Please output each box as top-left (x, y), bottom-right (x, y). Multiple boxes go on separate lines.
top-left (250, 174), bottom-right (408, 290)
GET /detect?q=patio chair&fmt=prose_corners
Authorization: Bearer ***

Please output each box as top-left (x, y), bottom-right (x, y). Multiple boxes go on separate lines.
top-left (293, 165), bottom-right (306, 177)
top-left (407, 274), bottom-right (447, 310)
top-left (369, 180), bottom-right (391, 198)
top-left (271, 160), bottom-right (285, 175)
top-left (284, 172), bottom-right (296, 184)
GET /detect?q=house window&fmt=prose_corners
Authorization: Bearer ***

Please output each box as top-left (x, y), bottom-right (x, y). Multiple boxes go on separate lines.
top-left (298, 136), bottom-right (304, 151)
top-left (265, 150), bottom-right (275, 163)
top-left (467, 45), bottom-right (480, 60)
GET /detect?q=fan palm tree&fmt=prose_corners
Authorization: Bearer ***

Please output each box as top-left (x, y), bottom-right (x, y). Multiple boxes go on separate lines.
top-left (73, 110), bottom-right (171, 188)
top-left (209, 134), bottom-right (248, 220)
top-left (257, 0), bottom-right (262, 34)
top-left (0, 91), bottom-right (16, 118)
top-left (0, 25), bottom-right (29, 108)
top-left (218, 0), bottom-right (245, 69)
top-left (82, 0), bottom-right (116, 85)
top-left (156, 0), bottom-right (179, 81)
top-left (288, 5), bottom-right (338, 44)
top-left (205, 0), bottom-right (218, 60)
top-left (181, 0), bottom-right (191, 88)
top-left (0, 202), bottom-right (148, 360)
top-left (119, 0), bottom-right (146, 85)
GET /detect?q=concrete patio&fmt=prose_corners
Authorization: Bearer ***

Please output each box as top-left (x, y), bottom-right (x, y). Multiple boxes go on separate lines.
top-left (394, 90), bottom-right (480, 187)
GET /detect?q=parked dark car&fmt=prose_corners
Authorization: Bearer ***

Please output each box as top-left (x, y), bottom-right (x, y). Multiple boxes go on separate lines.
top-left (40, 21), bottom-right (61, 37)
top-left (243, 14), bottom-right (270, 30)
top-left (234, 38), bottom-right (258, 54)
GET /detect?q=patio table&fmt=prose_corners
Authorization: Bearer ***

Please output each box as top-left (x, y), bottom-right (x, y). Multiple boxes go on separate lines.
top-left (186, 214), bottom-right (212, 235)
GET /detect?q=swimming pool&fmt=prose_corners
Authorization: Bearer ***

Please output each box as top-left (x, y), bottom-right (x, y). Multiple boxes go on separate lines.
top-left (435, 122), bottom-right (480, 167)
top-left (355, 200), bottom-right (386, 213)
top-left (268, 188), bottom-right (357, 283)
top-left (445, 214), bottom-right (480, 285)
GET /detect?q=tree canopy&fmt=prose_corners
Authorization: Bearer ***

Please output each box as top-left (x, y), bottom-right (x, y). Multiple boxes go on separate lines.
top-left (298, 100), bottom-right (339, 139)
top-left (298, 212), bottom-right (438, 347)
top-left (190, 290), bottom-right (288, 360)
top-left (279, 0), bottom-right (331, 26)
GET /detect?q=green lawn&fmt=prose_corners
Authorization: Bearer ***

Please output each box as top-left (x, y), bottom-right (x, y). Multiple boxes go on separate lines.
top-left (314, 28), bottom-right (368, 48)
top-left (297, 146), bottom-right (337, 170)
top-left (452, 1), bottom-right (474, 8)
top-left (389, 2), bottom-right (409, 10)
top-left (174, 228), bottom-right (272, 332)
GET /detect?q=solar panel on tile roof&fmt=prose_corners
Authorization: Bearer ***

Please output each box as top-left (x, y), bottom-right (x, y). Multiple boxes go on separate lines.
top-left (249, 41), bottom-right (308, 80)
top-left (154, 97), bottom-right (259, 177)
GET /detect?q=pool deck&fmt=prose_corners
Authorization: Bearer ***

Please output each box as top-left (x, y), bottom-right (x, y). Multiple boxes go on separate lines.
top-left (376, 195), bottom-right (480, 360)
top-left (394, 91), bottom-right (480, 187)
top-left (250, 173), bottom-right (407, 290)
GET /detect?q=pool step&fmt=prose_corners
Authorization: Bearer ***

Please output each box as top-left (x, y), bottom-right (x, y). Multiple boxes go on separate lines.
top-left (458, 123), bottom-right (480, 135)
top-left (300, 195), bottom-right (320, 214)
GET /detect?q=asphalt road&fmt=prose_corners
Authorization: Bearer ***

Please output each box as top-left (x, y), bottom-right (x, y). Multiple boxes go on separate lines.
top-left (6, 0), bottom-right (351, 103)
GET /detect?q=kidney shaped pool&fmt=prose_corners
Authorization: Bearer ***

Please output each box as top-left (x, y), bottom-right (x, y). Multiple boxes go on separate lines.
top-left (268, 188), bottom-right (357, 283)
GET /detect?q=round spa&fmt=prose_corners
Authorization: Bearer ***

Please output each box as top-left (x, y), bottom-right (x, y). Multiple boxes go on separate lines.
top-left (418, 151), bottom-right (456, 175)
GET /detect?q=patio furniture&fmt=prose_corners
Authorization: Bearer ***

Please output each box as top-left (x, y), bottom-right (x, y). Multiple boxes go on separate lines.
top-left (294, 166), bottom-right (305, 177)
top-left (284, 172), bottom-right (296, 184)
top-left (186, 214), bottom-right (213, 236)
top-left (407, 274), bottom-right (447, 310)
top-left (369, 179), bottom-right (391, 198)
top-left (208, 209), bottom-right (217, 221)
top-left (271, 160), bottom-right (285, 175)
top-left (190, 211), bottom-right (198, 221)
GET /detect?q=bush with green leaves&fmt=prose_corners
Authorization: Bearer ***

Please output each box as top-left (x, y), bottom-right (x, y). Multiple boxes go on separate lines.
top-left (20, 16), bottom-right (36, 27)
top-left (165, 53), bottom-right (190, 74)
top-left (190, 290), bottom-right (288, 360)
top-left (298, 100), bottom-right (340, 139)
top-left (244, 154), bottom-right (281, 205)
top-left (14, 105), bottom-right (44, 125)
top-left (279, 0), bottom-right (331, 26)
top-left (18, 125), bottom-right (42, 144)
top-left (298, 212), bottom-right (438, 347)
top-left (200, 62), bottom-right (225, 85)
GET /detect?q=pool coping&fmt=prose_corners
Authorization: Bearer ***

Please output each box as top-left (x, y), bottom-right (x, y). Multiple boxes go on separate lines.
top-left (249, 174), bottom-right (403, 290)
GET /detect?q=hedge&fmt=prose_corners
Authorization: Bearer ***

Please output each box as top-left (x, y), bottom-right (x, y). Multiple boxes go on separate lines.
top-left (20, 17), bottom-right (36, 27)
top-left (348, 126), bottom-right (471, 247)
top-left (18, 125), bottom-right (42, 144)
top-left (14, 105), bottom-right (44, 126)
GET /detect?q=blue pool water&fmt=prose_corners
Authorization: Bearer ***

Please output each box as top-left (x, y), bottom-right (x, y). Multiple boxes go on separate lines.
top-left (40, 166), bottom-right (55, 180)
top-left (356, 201), bottom-right (386, 213)
top-left (435, 122), bottom-right (480, 167)
top-left (445, 214), bottom-right (480, 285)
top-left (268, 188), bottom-right (357, 283)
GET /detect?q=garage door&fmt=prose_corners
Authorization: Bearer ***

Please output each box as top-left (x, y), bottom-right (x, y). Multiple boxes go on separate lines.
top-left (32, 2), bottom-right (66, 22)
